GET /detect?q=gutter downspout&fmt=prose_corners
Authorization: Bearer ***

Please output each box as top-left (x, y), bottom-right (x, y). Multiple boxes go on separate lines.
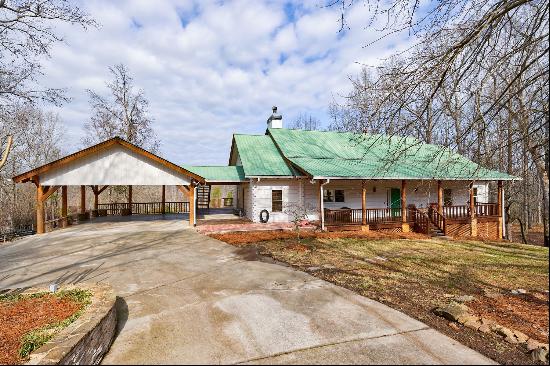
top-left (320, 179), bottom-right (330, 231)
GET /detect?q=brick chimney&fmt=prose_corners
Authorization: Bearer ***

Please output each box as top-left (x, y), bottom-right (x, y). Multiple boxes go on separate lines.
top-left (267, 106), bottom-right (282, 129)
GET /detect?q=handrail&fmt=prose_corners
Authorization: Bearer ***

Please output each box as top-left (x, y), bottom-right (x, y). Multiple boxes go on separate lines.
top-left (411, 207), bottom-right (432, 235)
top-left (428, 207), bottom-right (446, 233)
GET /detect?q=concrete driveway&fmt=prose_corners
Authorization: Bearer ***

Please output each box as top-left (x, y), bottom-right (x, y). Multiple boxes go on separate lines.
top-left (0, 217), bottom-right (495, 364)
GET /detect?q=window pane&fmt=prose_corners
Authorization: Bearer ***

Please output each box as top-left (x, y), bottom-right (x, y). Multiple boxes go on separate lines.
top-left (335, 190), bottom-right (345, 202)
top-left (323, 189), bottom-right (334, 202)
top-left (272, 190), bottom-right (282, 212)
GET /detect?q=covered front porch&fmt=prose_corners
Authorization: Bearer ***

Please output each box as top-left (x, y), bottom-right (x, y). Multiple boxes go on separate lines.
top-left (317, 179), bottom-right (504, 239)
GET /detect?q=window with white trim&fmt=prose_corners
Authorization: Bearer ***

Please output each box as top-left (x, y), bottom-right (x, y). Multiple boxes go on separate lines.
top-left (323, 189), bottom-right (345, 203)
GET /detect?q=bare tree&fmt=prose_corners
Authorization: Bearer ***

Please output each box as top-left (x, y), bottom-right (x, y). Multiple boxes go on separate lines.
top-left (0, 0), bottom-right (94, 170)
top-left (328, 0), bottom-right (549, 246)
top-left (289, 113), bottom-right (321, 130)
top-left (83, 64), bottom-right (160, 152)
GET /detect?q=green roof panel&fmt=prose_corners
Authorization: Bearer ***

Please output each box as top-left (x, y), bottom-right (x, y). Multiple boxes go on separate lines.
top-left (182, 165), bottom-right (246, 182)
top-left (268, 128), bottom-right (517, 180)
top-left (232, 134), bottom-right (299, 177)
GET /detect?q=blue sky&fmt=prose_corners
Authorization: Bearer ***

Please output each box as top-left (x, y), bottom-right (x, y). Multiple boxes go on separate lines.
top-left (40, 0), bottom-right (414, 165)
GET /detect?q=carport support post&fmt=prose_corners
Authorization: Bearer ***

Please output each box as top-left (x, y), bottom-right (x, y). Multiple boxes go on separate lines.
top-left (401, 180), bottom-right (409, 233)
top-left (93, 185), bottom-right (99, 210)
top-left (61, 186), bottom-right (68, 228)
top-left (161, 185), bottom-right (166, 214)
top-left (189, 183), bottom-right (196, 226)
top-left (80, 185), bottom-right (86, 214)
top-left (36, 181), bottom-right (45, 234)
top-left (128, 185), bottom-right (133, 214)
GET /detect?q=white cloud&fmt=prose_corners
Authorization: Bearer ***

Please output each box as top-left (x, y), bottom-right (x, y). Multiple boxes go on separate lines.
top-left (38, 0), bottom-right (414, 165)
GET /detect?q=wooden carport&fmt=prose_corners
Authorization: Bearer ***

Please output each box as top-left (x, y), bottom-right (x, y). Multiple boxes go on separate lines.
top-left (12, 137), bottom-right (205, 233)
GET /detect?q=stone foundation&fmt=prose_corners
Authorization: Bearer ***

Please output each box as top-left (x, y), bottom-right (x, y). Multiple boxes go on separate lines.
top-left (26, 284), bottom-right (117, 365)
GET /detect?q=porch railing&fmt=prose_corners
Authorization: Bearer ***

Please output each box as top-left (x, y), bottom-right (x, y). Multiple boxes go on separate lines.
top-left (325, 203), bottom-right (499, 227)
top-left (98, 201), bottom-right (190, 215)
top-left (325, 207), bottom-right (404, 225)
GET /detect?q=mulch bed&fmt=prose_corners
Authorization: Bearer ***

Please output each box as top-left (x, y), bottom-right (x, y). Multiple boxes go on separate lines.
top-left (0, 294), bottom-right (83, 365)
top-left (470, 292), bottom-right (549, 343)
top-left (209, 229), bottom-right (429, 245)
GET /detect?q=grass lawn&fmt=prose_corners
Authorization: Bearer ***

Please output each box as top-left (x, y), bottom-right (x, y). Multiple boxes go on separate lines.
top-left (212, 231), bottom-right (549, 365)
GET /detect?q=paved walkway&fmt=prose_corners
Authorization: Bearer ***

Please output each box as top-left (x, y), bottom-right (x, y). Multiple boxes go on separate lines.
top-left (0, 218), bottom-right (495, 364)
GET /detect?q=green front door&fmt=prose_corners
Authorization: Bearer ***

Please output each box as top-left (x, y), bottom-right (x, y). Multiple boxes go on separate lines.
top-left (390, 188), bottom-right (401, 216)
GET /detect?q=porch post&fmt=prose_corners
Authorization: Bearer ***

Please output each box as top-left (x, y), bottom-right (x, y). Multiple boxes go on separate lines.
top-left (188, 183), bottom-right (196, 227)
top-left (469, 182), bottom-right (477, 237)
top-left (361, 180), bottom-right (367, 227)
top-left (80, 185), bottom-right (86, 214)
top-left (161, 185), bottom-right (166, 214)
top-left (437, 180), bottom-right (443, 215)
top-left (61, 185), bottom-right (68, 228)
top-left (318, 180), bottom-right (325, 231)
top-left (497, 180), bottom-right (503, 239)
top-left (401, 180), bottom-right (409, 232)
top-left (36, 181), bottom-right (45, 234)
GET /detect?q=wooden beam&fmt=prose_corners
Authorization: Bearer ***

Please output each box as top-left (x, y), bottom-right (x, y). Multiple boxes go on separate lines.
top-left (36, 180), bottom-right (45, 234)
top-left (318, 180), bottom-right (325, 231)
top-left (361, 180), bottom-right (367, 225)
top-left (437, 180), bottom-right (443, 215)
top-left (189, 184), bottom-right (196, 226)
top-left (177, 185), bottom-right (189, 194)
top-left (97, 185), bottom-right (109, 195)
top-left (161, 185), bottom-right (166, 214)
top-left (61, 186), bottom-right (68, 218)
top-left (41, 185), bottom-right (60, 201)
top-left (80, 185), bottom-right (86, 214)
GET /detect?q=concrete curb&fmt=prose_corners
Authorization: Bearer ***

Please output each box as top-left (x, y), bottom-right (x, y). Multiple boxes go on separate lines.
top-left (25, 284), bottom-right (117, 365)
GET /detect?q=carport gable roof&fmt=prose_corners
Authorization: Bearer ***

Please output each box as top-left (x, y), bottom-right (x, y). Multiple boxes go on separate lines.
top-left (12, 137), bottom-right (205, 184)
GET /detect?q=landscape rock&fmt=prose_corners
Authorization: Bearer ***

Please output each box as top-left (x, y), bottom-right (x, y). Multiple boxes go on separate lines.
top-left (513, 330), bottom-right (529, 343)
top-left (526, 339), bottom-right (546, 352)
top-left (531, 347), bottom-right (549, 363)
top-left (511, 288), bottom-right (527, 295)
top-left (454, 295), bottom-right (475, 303)
top-left (433, 302), bottom-right (471, 323)
top-left (448, 322), bottom-right (460, 331)
top-left (478, 324), bottom-right (491, 333)
top-left (463, 318), bottom-right (483, 330)
top-left (495, 326), bottom-right (515, 340)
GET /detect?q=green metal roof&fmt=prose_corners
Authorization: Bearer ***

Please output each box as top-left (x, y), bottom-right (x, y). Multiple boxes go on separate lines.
top-left (182, 165), bottom-right (246, 182)
top-left (232, 134), bottom-right (300, 177)
top-left (268, 128), bottom-right (517, 180)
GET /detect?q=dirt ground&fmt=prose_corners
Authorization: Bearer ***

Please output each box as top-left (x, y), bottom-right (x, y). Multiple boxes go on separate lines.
top-left (211, 230), bottom-right (549, 365)
top-left (0, 291), bottom-right (87, 365)
top-left (510, 224), bottom-right (547, 247)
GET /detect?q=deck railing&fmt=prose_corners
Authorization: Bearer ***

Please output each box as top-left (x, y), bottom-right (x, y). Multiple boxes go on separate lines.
top-left (428, 207), bottom-right (446, 232)
top-left (98, 201), bottom-right (190, 215)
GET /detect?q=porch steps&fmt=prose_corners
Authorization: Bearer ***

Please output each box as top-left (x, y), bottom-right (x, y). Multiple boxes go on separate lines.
top-left (197, 185), bottom-right (211, 210)
top-left (431, 228), bottom-right (446, 237)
